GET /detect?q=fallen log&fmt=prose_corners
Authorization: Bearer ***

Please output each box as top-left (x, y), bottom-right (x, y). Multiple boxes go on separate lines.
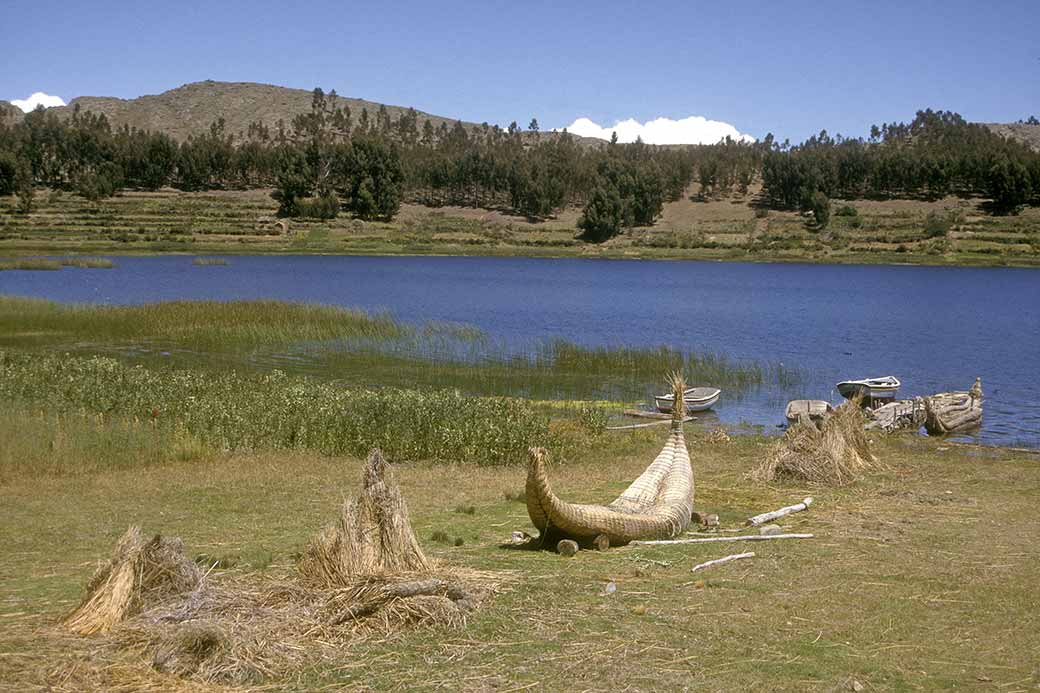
top-left (745, 497), bottom-right (813, 526)
top-left (631, 533), bottom-right (813, 546)
top-left (691, 551), bottom-right (755, 572)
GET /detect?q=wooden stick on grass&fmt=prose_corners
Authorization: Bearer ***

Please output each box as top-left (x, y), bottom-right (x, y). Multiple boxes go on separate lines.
top-left (631, 533), bottom-right (813, 546)
top-left (691, 551), bottom-right (755, 573)
top-left (746, 497), bottom-right (813, 526)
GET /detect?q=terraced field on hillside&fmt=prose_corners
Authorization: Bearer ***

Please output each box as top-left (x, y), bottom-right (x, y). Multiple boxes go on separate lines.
top-left (1, 186), bottom-right (1038, 266)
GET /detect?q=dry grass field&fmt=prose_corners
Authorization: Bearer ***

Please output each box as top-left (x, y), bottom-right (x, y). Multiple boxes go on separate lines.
top-left (2, 421), bottom-right (1038, 691)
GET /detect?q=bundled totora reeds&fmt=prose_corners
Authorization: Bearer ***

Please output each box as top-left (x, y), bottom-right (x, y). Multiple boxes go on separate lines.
top-left (751, 400), bottom-right (879, 486)
top-left (299, 449), bottom-right (430, 585)
top-left (59, 449), bottom-right (496, 684)
top-left (63, 526), bottom-right (201, 635)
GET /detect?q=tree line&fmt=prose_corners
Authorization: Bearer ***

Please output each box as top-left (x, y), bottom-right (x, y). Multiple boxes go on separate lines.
top-left (760, 109), bottom-right (1040, 217)
top-left (2, 93), bottom-right (1038, 237)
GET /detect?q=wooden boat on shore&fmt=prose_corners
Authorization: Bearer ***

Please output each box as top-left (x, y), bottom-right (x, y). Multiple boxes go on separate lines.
top-left (836, 376), bottom-right (900, 401)
top-left (655, 387), bottom-right (721, 414)
top-left (785, 399), bottom-right (834, 426)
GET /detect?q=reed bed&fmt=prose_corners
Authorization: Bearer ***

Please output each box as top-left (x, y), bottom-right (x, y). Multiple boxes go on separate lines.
top-left (0, 351), bottom-right (547, 466)
top-left (60, 257), bottom-right (115, 268)
top-left (0, 297), bottom-right (800, 400)
top-left (0, 258), bottom-right (62, 271)
top-left (0, 296), bottom-right (405, 351)
top-left (191, 257), bottom-right (228, 266)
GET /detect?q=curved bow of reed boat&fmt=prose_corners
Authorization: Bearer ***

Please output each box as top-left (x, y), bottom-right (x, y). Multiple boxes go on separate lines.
top-left (525, 373), bottom-right (695, 545)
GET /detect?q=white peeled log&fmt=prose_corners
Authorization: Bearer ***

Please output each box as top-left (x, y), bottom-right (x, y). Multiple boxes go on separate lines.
top-left (631, 533), bottom-right (813, 546)
top-left (745, 497), bottom-right (813, 526)
top-left (691, 551), bottom-right (755, 573)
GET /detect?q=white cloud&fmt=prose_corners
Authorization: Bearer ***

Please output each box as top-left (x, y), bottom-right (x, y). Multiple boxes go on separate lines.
top-left (10, 92), bottom-right (66, 112)
top-left (559, 115), bottom-right (755, 145)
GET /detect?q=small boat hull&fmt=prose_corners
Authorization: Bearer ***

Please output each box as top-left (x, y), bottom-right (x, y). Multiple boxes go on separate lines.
top-left (655, 387), bottom-right (721, 413)
top-left (785, 399), bottom-right (834, 425)
top-left (836, 376), bottom-right (901, 402)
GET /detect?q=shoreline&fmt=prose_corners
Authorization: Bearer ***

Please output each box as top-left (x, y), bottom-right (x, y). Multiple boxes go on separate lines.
top-left (4, 245), bottom-right (1040, 269)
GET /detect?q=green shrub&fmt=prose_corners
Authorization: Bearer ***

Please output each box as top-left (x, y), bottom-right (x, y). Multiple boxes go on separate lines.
top-left (923, 211), bottom-right (953, 238)
top-left (834, 204), bottom-right (858, 217)
top-left (808, 191), bottom-right (830, 229)
top-left (296, 194), bottom-right (340, 220)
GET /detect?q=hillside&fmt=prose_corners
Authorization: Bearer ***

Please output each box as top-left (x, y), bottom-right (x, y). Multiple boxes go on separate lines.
top-left (986, 122), bottom-right (1040, 152)
top-left (45, 80), bottom-right (599, 146)
top-left (47, 81), bottom-right (465, 142)
top-left (0, 100), bottom-right (22, 127)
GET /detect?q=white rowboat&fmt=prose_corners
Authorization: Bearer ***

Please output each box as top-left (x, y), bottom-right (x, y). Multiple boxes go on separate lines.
top-left (654, 387), bottom-right (721, 413)
top-left (836, 376), bottom-right (901, 401)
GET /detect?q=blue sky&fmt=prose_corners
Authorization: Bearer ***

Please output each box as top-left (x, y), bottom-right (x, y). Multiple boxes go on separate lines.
top-left (3, 0), bottom-right (1038, 142)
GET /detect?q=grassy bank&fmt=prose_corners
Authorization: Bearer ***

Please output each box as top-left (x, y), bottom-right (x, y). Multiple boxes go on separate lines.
top-left (0, 296), bottom-right (797, 400)
top-left (1, 406), bottom-right (1037, 690)
top-left (2, 186), bottom-right (1039, 267)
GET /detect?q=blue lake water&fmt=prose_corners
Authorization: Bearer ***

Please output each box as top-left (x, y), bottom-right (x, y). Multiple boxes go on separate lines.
top-left (2, 255), bottom-right (1038, 447)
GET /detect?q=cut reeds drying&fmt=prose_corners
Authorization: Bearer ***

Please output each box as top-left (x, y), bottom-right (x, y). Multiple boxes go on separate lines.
top-left (63, 526), bottom-right (201, 635)
top-left (60, 449), bottom-right (497, 683)
top-left (751, 400), bottom-right (878, 486)
top-left (299, 449), bottom-right (431, 585)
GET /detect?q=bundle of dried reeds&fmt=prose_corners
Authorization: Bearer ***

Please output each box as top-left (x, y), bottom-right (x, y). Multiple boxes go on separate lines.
top-left (752, 401), bottom-right (878, 486)
top-left (61, 449), bottom-right (495, 684)
top-left (63, 526), bottom-right (201, 635)
top-left (299, 449), bottom-right (430, 586)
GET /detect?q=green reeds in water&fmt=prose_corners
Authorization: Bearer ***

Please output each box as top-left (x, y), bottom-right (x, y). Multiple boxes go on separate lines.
top-left (0, 297), bottom-right (802, 400)
top-left (0, 258), bottom-right (62, 271)
top-left (60, 257), bottom-right (115, 268)
top-left (0, 257), bottom-right (114, 271)
top-left (192, 257), bottom-right (229, 266)
top-left (0, 296), bottom-right (404, 351)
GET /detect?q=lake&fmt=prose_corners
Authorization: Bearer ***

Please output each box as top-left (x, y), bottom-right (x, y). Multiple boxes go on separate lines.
top-left (2, 255), bottom-right (1038, 447)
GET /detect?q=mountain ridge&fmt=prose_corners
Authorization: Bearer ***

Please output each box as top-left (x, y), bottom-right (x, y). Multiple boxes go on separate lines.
top-left (3, 81), bottom-right (1039, 152)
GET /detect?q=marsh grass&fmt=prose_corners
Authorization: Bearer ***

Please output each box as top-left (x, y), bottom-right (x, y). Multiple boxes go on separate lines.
top-left (192, 257), bottom-right (228, 266)
top-left (0, 297), bottom-right (800, 400)
top-left (0, 352), bottom-right (548, 467)
top-left (0, 258), bottom-right (62, 271)
top-left (0, 296), bottom-right (404, 351)
top-left (60, 257), bottom-right (115, 268)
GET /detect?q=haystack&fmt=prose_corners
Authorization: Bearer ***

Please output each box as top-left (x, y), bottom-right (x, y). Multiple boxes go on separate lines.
top-left (299, 449), bottom-right (430, 586)
top-left (63, 526), bottom-right (201, 635)
top-left (752, 400), bottom-right (878, 486)
top-left (525, 372), bottom-right (695, 546)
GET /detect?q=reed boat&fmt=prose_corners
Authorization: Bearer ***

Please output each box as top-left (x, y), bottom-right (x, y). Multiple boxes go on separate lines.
top-left (526, 373), bottom-right (694, 546)
top-left (836, 376), bottom-right (900, 401)
top-left (654, 386), bottom-right (721, 413)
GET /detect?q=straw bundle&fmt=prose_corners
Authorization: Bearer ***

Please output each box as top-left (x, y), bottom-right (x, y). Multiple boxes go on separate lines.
top-left (299, 449), bottom-right (430, 586)
top-left (752, 401), bottom-right (878, 486)
top-left (61, 450), bottom-right (496, 683)
top-left (63, 526), bottom-right (201, 635)
top-left (525, 372), bottom-right (695, 546)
